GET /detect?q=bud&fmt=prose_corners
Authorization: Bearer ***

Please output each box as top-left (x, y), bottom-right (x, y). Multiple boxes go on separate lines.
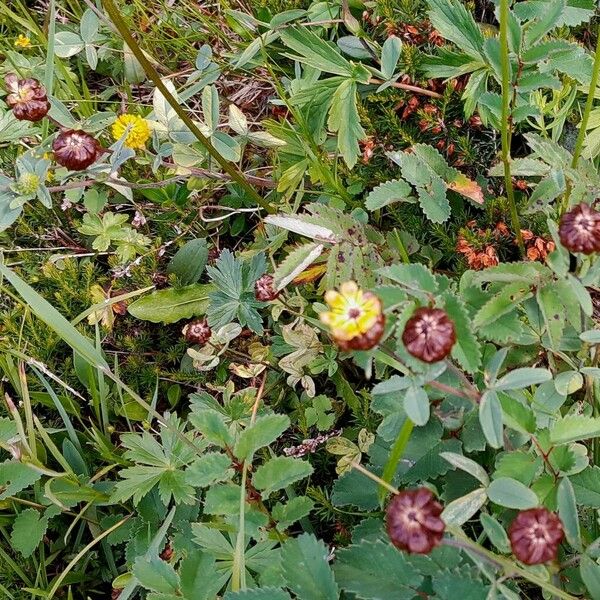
top-left (508, 508), bottom-right (564, 565)
top-left (558, 203), bottom-right (600, 255)
top-left (386, 488), bottom-right (445, 554)
top-left (15, 172), bottom-right (40, 195)
top-left (5, 73), bottom-right (50, 122)
top-left (402, 307), bottom-right (456, 363)
top-left (255, 274), bottom-right (279, 302)
top-left (182, 318), bottom-right (211, 346)
top-left (52, 129), bottom-right (102, 171)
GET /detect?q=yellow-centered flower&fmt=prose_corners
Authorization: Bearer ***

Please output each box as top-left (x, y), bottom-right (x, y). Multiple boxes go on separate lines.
top-left (112, 114), bottom-right (151, 149)
top-left (14, 35), bottom-right (32, 49)
top-left (320, 281), bottom-right (382, 342)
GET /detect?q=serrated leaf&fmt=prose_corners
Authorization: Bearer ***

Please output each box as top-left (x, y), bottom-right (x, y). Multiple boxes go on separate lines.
top-left (281, 533), bottom-right (338, 600)
top-left (273, 496), bottom-right (314, 531)
top-left (487, 477), bottom-right (538, 509)
top-left (335, 539), bottom-right (422, 599)
top-left (442, 293), bottom-right (481, 373)
top-left (128, 284), bottom-right (213, 324)
top-left (378, 263), bottom-right (437, 293)
top-left (417, 176), bottom-right (450, 223)
top-left (550, 415), bottom-right (600, 445)
top-left (473, 282), bottom-right (532, 328)
top-left (185, 452), bottom-right (233, 488)
top-left (133, 556), bottom-right (179, 593)
top-left (0, 460), bottom-right (42, 500)
top-left (11, 509), bottom-right (49, 558)
top-left (365, 179), bottom-right (414, 210)
top-left (233, 414), bottom-right (290, 460)
top-left (253, 456), bottom-right (313, 498)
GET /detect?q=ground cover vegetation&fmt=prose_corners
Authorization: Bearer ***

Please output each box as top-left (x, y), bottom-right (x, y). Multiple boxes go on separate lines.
top-left (2, 0), bottom-right (600, 598)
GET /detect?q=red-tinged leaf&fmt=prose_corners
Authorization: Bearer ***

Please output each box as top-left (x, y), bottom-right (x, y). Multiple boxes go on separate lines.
top-left (448, 174), bottom-right (484, 204)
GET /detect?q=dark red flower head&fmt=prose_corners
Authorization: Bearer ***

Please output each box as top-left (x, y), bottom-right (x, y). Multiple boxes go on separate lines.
top-left (402, 307), bottom-right (456, 363)
top-left (558, 203), bottom-right (600, 255)
top-left (255, 274), bottom-right (279, 302)
top-left (508, 508), bottom-right (564, 565)
top-left (182, 318), bottom-right (212, 346)
top-left (52, 129), bottom-right (101, 171)
top-left (5, 73), bottom-right (50, 122)
top-left (386, 488), bottom-right (445, 554)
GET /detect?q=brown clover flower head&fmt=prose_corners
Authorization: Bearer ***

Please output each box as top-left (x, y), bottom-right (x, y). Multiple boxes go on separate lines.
top-left (508, 508), bottom-right (564, 565)
top-left (386, 488), bottom-right (445, 554)
top-left (559, 203), bottom-right (600, 255)
top-left (402, 307), bottom-right (456, 363)
top-left (5, 73), bottom-right (50, 122)
top-left (52, 129), bottom-right (102, 171)
top-left (182, 318), bottom-right (212, 346)
top-left (255, 274), bottom-right (279, 302)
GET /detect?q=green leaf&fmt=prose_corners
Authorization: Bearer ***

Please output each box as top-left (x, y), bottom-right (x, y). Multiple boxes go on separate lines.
top-left (427, 0), bottom-right (485, 60)
top-left (432, 569), bottom-right (490, 599)
top-left (550, 415), bottom-right (600, 445)
top-left (381, 36), bottom-right (402, 79)
top-left (581, 556), bottom-right (600, 600)
top-left (328, 79), bottom-right (365, 169)
top-left (280, 27), bottom-right (352, 76)
top-left (537, 285), bottom-right (565, 349)
top-left (441, 488), bottom-right (487, 526)
top-left (487, 477), bottom-right (538, 509)
top-left (494, 368), bottom-right (552, 391)
top-left (224, 589), bottom-right (292, 600)
top-left (416, 176), bottom-right (450, 223)
top-left (272, 496), bottom-right (314, 531)
top-left (440, 452), bottom-right (489, 486)
top-left (233, 414), bottom-right (290, 460)
top-left (479, 390), bottom-right (504, 449)
top-left (480, 513), bottom-right (510, 553)
top-left (365, 179), bottom-right (414, 211)
top-left (403, 386), bottom-right (430, 426)
top-left (274, 242), bottom-right (324, 290)
top-left (185, 452), bottom-right (233, 488)
top-left (442, 292), bottom-right (481, 373)
top-left (128, 284), bottom-right (213, 324)
top-left (189, 409), bottom-right (233, 448)
top-left (179, 552), bottom-right (223, 600)
top-left (281, 533), bottom-right (339, 600)
top-left (133, 556), bottom-right (179, 593)
top-left (335, 539), bottom-right (422, 599)
top-left (571, 466), bottom-right (600, 507)
top-left (166, 239), bottom-right (208, 285)
top-left (557, 477), bottom-right (581, 550)
top-left (0, 460), bottom-right (42, 500)
top-left (378, 263), bottom-right (437, 293)
top-left (473, 282), bottom-right (532, 328)
top-left (253, 456), bottom-right (313, 498)
top-left (10, 509), bottom-right (49, 558)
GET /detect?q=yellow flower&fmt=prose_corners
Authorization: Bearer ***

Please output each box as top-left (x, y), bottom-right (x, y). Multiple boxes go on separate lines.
top-left (320, 281), bottom-right (382, 342)
top-left (14, 35), bottom-right (32, 49)
top-left (111, 114), bottom-right (151, 149)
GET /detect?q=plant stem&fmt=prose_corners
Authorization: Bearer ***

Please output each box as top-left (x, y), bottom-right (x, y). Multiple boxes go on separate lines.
top-left (563, 25), bottom-right (600, 213)
top-left (99, 0), bottom-right (273, 214)
top-left (499, 0), bottom-right (524, 255)
top-left (378, 418), bottom-right (414, 505)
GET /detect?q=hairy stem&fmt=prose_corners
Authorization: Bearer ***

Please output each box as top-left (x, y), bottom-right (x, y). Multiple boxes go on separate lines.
top-left (499, 0), bottom-right (524, 255)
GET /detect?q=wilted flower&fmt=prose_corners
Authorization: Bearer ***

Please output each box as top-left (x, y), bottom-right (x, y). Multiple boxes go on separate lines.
top-left (508, 508), bottom-right (564, 565)
top-left (112, 114), bottom-right (151, 149)
top-left (14, 35), bottom-right (32, 49)
top-left (320, 281), bottom-right (385, 351)
top-left (52, 130), bottom-right (101, 171)
top-left (402, 307), bottom-right (456, 363)
top-left (182, 318), bottom-right (212, 346)
top-left (255, 274), bottom-right (279, 301)
top-left (386, 488), bottom-right (445, 554)
top-left (5, 74), bottom-right (49, 122)
top-left (559, 203), bottom-right (600, 255)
